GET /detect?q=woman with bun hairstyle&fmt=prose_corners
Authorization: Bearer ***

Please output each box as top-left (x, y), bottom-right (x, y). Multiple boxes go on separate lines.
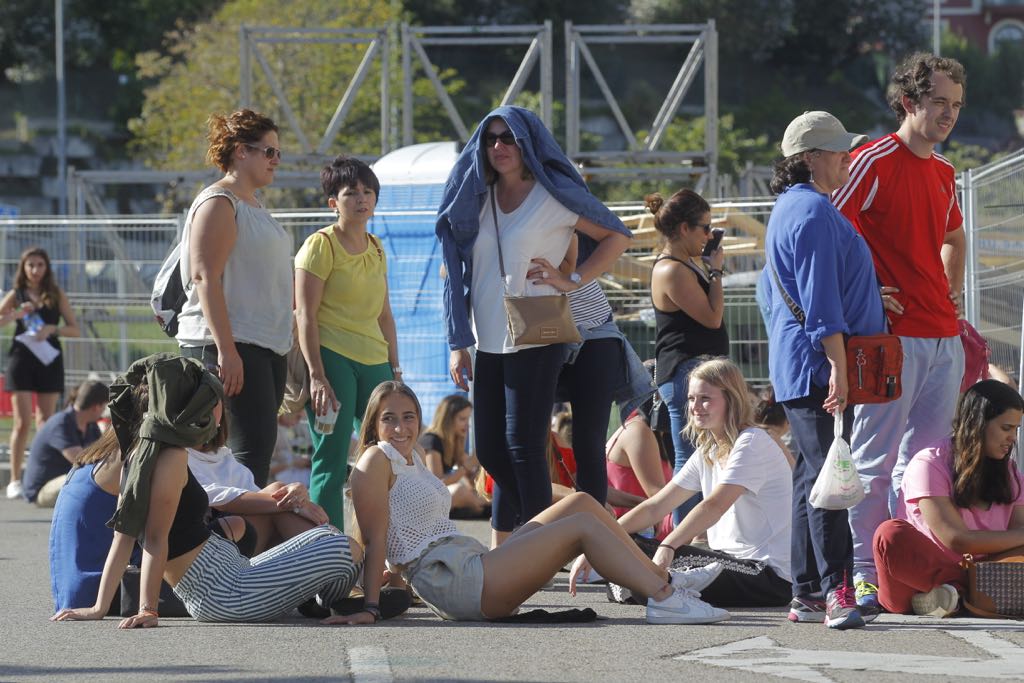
top-left (1, 246), bottom-right (80, 499)
top-left (646, 189), bottom-right (729, 523)
top-left (176, 109), bottom-right (294, 488)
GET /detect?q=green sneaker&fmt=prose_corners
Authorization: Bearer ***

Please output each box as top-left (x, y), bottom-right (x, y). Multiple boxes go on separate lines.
top-left (855, 580), bottom-right (881, 622)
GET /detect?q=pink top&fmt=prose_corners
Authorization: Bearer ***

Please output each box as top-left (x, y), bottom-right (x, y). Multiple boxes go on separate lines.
top-left (898, 439), bottom-right (1024, 563)
top-left (606, 458), bottom-right (674, 540)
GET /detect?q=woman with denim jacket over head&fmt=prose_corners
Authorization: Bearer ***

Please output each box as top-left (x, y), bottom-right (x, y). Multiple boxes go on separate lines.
top-left (437, 106), bottom-right (630, 546)
top-left (647, 189), bottom-right (730, 526)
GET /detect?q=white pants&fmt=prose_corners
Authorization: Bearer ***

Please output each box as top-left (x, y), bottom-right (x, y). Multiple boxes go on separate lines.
top-left (848, 335), bottom-right (964, 585)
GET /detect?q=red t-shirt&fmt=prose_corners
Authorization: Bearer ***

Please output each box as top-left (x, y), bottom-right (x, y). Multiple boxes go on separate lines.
top-left (832, 134), bottom-right (962, 338)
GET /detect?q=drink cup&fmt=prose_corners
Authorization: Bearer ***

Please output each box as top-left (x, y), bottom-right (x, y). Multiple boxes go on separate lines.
top-left (314, 402), bottom-right (339, 435)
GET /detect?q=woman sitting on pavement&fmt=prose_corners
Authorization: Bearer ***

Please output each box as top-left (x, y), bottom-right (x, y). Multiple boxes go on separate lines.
top-left (324, 381), bottom-right (729, 626)
top-left (51, 353), bottom-right (362, 627)
top-left (754, 385), bottom-right (796, 469)
top-left (873, 379), bottom-right (1024, 617)
top-left (571, 358), bottom-right (793, 608)
top-left (418, 394), bottom-right (490, 518)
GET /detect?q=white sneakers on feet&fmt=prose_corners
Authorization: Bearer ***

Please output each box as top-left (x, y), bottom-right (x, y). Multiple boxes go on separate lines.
top-left (911, 583), bottom-right (960, 618)
top-left (669, 562), bottom-right (724, 593)
top-left (6, 480), bottom-right (23, 500)
top-left (646, 585), bottom-right (730, 624)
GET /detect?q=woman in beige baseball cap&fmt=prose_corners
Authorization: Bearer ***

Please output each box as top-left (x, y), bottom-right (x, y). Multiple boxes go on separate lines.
top-left (762, 110), bottom-right (888, 631)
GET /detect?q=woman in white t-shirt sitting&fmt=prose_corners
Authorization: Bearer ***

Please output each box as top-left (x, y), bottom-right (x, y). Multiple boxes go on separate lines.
top-left (572, 358), bottom-right (793, 607)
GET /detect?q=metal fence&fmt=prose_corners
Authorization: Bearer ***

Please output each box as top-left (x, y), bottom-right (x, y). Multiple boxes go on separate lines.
top-left (962, 149), bottom-right (1024, 384)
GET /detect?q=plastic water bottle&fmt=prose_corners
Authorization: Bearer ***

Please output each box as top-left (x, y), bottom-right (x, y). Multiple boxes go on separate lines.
top-left (25, 313), bottom-right (43, 335)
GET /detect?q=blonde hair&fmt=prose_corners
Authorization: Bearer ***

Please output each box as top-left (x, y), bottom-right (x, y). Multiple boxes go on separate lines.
top-left (682, 358), bottom-right (755, 463)
top-left (425, 394), bottom-right (472, 470)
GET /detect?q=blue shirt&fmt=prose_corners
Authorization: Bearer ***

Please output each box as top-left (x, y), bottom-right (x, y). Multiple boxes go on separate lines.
top-left (22, 406), bottom-right (100, 502)
top-left (765, 184), bottom-right (886, 402)
top-left (435, 105), bottom-right (632, 350)
top-left (49, 463), bottom-right (117, 611)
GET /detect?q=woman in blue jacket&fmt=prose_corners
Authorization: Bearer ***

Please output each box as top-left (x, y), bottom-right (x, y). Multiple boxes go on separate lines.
top-left (436, 106), bottom-right (639, 545)
top-left (765, 111), bottom-right (885, 631)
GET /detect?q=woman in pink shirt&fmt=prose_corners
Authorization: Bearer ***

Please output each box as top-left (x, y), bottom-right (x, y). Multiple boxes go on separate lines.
top-left (874, 380), bottom-right (1024, 617)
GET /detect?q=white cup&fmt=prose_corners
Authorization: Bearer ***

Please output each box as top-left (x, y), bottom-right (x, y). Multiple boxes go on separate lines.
top-left (314, 402), bottom-right (339, 435)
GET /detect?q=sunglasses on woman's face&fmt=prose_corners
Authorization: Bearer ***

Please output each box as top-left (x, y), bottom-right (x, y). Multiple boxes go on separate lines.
top-left (483, 130), bottom-right (516, 147)
top-left (695, 223), bottom-right (712, 235)
top-left (243, 143), bottom-right (282, 160)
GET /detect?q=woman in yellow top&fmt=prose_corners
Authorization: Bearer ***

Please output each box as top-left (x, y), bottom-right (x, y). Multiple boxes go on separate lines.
top-left (294, 156), bottom-right (399, 527)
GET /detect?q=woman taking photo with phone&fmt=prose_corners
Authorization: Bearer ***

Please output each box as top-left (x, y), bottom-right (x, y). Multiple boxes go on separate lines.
top-left (647, 188), bottom-right (728, 523)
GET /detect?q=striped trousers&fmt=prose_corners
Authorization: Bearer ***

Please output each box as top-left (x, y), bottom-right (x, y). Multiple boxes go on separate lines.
top-left (173, 525), bottom-right (361, 622)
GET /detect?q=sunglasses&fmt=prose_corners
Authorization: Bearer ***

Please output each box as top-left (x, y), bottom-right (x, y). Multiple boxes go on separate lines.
top-left (243, 143), bottom-right (282, 160)
top-left (483, 130), bottom-right (516, 147)
top-left (695, 223), bottom-right (712, 235)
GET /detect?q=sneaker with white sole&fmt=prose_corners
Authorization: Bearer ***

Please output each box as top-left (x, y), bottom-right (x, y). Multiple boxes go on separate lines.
top-left (911, 584), bottom-right (959, 618)
top-left (788, 595), bottom-right (827, 623)
top-left (646, 586), bottom-right (730, 624)
top-left (669, 562), bottom-right (724, 593)
top-left (854, 580), bottom-right (882, 622)
top-left (825, 584), bottom-right (865, 630)
top-left (6, 480), bottom-right (23, 500)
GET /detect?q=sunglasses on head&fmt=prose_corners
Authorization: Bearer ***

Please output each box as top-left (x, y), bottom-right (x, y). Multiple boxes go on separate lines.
top-left (483, 130), bottom-right (516, 147)
top-left (243, 142), bottom-right (282, 160)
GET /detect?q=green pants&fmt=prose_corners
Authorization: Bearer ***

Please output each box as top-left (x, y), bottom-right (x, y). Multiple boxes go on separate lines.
top-left (306, 346), bottom-right (393, 528)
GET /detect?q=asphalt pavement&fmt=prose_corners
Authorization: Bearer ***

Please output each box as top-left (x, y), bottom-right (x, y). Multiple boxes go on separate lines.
top-left (3, 497), bottom-right (1023, 682)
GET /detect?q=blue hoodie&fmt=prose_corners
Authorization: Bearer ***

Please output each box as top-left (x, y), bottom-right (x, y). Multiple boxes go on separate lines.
top-left (435, 105), bottom-right (632, 350)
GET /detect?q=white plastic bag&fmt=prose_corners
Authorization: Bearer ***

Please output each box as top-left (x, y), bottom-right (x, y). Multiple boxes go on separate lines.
top-left (809, 412), bottom-right (865, 510)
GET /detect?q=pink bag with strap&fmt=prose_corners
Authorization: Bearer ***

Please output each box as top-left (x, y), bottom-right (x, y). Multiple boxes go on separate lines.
top-left (959, 320), bottom-right (990, 392)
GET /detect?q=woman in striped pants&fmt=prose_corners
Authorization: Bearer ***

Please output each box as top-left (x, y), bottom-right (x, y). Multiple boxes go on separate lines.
top-left (51, 353), bottom-right (362, 627)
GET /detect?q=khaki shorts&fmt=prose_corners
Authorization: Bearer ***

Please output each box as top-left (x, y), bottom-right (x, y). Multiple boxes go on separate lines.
top-left (406, 535), bottom-right (488, 621)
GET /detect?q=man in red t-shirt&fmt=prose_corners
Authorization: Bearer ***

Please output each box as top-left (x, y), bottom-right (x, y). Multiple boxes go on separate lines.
top-left (832, 53), bottom-right (967, 617)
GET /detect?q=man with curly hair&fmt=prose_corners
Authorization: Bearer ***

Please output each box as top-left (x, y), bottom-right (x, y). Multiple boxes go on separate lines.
top-left (832, 53), bottom-right (967, 619)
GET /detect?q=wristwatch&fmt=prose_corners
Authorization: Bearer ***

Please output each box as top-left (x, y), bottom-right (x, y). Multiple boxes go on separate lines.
top-left (391, 366), bottom-right (403, 375)
top-left (569, 272), bottom-right (582, 285)
top-left (709, 269), bottom-right (723, 281)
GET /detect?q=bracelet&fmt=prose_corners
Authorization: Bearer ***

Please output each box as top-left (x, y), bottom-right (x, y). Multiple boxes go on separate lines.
top-left (362, 605), bottom-right (381, 622)
top-left (657, 544), bottom-right (677, 552)
top-left (709, 269), bottom-right (723, 281)
top-left (138, 608), bottom-right (159, 618)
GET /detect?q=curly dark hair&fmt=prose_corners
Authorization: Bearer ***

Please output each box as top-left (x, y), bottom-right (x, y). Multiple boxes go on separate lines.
top-left (887, 52), bottom-right (966, 124)
top-left (643, 188), bottom-right (710, 242)
top-left (205, 109), bottom-right (278, 172)
top-left (320, 155), bottom-right (380, 200)
top-left (769, 155), bottom-right (812, 195)
top-left (951, 379), bottom-right (1024, 509)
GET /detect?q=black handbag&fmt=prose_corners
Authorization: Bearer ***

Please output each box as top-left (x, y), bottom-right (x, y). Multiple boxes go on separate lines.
top-left (120, 565), bottom-right (190, 618)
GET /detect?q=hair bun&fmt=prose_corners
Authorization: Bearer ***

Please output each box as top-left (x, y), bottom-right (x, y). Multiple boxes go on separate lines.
top-left (644, 193), bottom-right (664, 215)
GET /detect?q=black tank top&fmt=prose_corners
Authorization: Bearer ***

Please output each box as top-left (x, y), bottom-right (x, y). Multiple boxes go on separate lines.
top-left (652, 255), bottom-right (729, 385)
top-left (13, 288), bottom-right (61, 348)
top-left (167, 467), bottom-right (212, 560)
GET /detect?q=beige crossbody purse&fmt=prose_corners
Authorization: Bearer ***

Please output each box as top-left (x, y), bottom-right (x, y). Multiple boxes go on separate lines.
top-left (489, 185), bottom-right (581, 346)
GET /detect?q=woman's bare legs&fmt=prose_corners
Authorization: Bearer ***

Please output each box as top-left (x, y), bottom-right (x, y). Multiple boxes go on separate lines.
top-left (9, 392), bottom-right (33, 482)
top-left (35, 392), bottom-right (58, 426)
top-left (479, 492), bottom-right (671, 617)
top-left (450, 479), bottom-right (487, 515)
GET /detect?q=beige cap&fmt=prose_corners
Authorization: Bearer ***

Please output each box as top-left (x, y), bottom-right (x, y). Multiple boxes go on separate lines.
top-left (781, 111), bottom-right (867, 157)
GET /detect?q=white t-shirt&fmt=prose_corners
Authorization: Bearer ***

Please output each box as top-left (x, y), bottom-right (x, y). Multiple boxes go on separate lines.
top-left (672, 427), bottom-right (792, 582)
top-left (187, 446), bottom-right (259, 507)
top-left (470, 183), bottom-right (579, 354)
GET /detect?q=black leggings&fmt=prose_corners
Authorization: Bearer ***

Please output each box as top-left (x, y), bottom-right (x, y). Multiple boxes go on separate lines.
top-left (669, 544), bottom-right (792, 607)
top-left (181, 343), bottom-right (286, 488)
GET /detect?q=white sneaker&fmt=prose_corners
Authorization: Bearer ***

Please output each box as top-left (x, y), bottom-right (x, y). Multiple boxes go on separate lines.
top-left (669, 561), bottom-right (724, 593)
top-left (911, 583), bottom-right (959, 618)
top-left (646, 586), bottom-right (730, 624)
top-left (6, 480), bottom-right (23, 500)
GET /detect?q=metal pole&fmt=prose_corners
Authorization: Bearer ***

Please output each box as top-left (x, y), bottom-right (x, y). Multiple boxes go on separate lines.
top-left (380, 28), bottom-right (390, 155)
top-left (402, 24), bottom-right (413, 146)
top-left (704, 20), bottom-right (719, 198)
top-left (240, 26), bottom-right (251, 108)
top-left (541, 20), bottom-right (553, 130)
top-left (961, 168), bottom-right (977, 325)
top-left (933, 0), bottom-right (941, 56)
top-left (565, 21), bottom-right (578, 156)
top-left (55, 0), bottom-right (67, 215)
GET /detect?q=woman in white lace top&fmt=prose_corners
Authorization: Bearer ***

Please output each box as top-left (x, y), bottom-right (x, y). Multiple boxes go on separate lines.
top-left (323, 381), bottom-right (731, 625)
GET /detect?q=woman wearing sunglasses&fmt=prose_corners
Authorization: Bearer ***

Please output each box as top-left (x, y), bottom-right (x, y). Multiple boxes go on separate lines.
top-left (436, 106), bottom-right (633, 546)
top-left (646, 188), bottom-right (729, 525)
top-left (175, 109), bottom-right (293, 488)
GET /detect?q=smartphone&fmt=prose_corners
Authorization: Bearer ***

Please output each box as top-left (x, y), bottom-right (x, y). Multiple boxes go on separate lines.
top-left (702, 228), bottom-right (725, 258)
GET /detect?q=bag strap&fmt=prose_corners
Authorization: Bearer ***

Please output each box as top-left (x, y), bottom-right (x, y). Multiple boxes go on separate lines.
top-left (489, 185), bottom-right (507, 280)
top-left (834, 411), bottom-right (843, 440)
top-left (962, 598), bottom-right (1021, 620)
top-left (767, 257), bottom-right (806, 327)
top-left (316, 228), bottom-right (337, 262)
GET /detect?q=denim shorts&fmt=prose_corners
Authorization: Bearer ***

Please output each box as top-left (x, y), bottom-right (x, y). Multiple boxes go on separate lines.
top-left (406, 535), bottom-right (488, 621)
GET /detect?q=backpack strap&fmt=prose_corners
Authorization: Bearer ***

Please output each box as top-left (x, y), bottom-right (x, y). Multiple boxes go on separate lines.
top-left (766, 257), bottom-right (806, 327)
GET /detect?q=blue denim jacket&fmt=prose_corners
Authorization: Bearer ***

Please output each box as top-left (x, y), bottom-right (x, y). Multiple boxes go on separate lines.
top-left (435, 105), bottom-right (633, 350)
top-left (557, 318), bottom-right (657, 422)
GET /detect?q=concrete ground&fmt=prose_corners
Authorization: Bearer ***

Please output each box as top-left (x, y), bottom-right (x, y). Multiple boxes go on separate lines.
top-left (3, 497), bottom-right (1024, 682)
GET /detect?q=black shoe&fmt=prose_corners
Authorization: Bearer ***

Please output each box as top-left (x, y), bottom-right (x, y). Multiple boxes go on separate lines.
top-left (297, 597), bottom-right (331, 619)
top-left (331, 587), bottom-right (413, 620)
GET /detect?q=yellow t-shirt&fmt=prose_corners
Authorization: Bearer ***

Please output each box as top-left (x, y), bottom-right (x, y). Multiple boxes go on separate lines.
top-left (294, 227), bottom-right (389, 365)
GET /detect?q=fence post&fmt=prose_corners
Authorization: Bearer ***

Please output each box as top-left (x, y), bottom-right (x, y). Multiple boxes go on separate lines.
top-left (961, 167), bottom-right (977, 327)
